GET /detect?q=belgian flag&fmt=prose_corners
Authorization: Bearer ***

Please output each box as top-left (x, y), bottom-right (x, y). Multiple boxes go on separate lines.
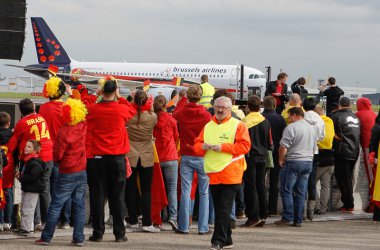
top-left (372, 143), bottom-right (380, 208)
top-left (151, 144), bottom-right (168, 225)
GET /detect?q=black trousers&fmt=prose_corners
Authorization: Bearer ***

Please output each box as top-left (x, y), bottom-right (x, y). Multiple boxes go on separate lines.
top-left (335, 157), bottom-right (356, 209)
top-left (87, 155), bottom-right (126, 238)
top-left (210, 184), bottom-right (239, 247)
top-left (374, 205), bottom-right (380, 221)
top-left (126, 160), bottom-right (153, 226)
top-left (307, 154), bottom-right (319, 201)
top-left (268, 149), bottom-right (280, 215)
top-left (244, 158), bottom-right (267, 220)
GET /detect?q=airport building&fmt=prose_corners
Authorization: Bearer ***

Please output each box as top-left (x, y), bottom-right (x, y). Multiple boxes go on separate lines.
top-left (0, 76), bottom-right (44, 93)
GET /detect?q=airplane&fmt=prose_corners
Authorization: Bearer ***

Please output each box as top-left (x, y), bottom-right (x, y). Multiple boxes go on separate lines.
top-left (9, 17), bottom-right (267, 101)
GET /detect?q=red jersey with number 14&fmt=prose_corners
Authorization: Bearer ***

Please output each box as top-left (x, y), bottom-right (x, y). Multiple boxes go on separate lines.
top-left (8, 113), bottom-right (53, 162)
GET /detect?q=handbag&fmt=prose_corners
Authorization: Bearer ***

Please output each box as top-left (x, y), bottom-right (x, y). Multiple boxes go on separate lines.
top-left (265, 150), bottom-right (274, 169)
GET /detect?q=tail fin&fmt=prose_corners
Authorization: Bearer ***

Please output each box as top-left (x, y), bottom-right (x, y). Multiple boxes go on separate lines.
top-left (31, 17), bottom-right (71, 65)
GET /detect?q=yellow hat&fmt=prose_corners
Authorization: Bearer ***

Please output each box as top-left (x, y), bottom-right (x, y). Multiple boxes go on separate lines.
top-left (62, 98), bottom-right (87, 126)
top-left (43, 76), bottom-right (65, 98)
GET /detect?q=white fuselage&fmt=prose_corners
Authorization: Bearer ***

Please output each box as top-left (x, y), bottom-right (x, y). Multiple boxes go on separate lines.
top-left (69, 60), bottom-right (266, 99)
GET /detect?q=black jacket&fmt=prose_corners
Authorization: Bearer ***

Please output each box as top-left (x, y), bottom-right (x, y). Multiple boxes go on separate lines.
top-left (246, 119), bottom-right (273, 163)
top-left (265, 81), bottom-right (288, 110)
top-left (330, 108), bottom-right (360, 161)
top-left (320, 86), bottom-right (344, 116)
top-left (291, 81), bottom-right (308, 99)
top-left (262, 110), bottom-right (286, 153)
top-left (19, 158), bottom-right (46, 193)
top-left (369, 123), bottom-right (380, 157)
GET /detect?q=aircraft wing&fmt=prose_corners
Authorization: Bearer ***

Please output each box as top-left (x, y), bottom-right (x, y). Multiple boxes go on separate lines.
top-left (57, 72), bottom-right (143, 89)
top-left (5, 64), bottom-right (47, 72)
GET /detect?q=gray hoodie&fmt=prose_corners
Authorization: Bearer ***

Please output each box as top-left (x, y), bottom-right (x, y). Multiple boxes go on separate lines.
top-left (280, 119), bottom-right (316, 161)
top-left (304, 110), bottom-right (325, 154)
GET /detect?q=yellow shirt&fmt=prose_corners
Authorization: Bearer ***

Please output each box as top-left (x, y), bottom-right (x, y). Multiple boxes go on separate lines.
top-left (318, 115), bottom-right (335, 150)
top-left (282, 105), bottom-right (305, 125)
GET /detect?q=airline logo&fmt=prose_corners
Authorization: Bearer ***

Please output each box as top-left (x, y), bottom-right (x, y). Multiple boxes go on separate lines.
top-left (173, 67), bottom-right (227, 74)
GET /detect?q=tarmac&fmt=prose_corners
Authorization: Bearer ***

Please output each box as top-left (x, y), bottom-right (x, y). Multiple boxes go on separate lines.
top-left (0, 212), bottom-right (379, 250)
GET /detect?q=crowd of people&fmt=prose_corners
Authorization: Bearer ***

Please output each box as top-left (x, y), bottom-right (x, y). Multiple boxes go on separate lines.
top-left (0, 72), bottom-right (379, 250)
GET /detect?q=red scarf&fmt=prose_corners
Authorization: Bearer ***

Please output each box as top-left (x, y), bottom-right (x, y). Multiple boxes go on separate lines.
top-left (132, 95), bottom-right (153, 112)
top-left (24, 153), bottom-right (39, 163)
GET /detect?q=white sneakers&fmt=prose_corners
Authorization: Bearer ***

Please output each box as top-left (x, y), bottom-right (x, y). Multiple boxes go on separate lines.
top-left (34, 223), bottom-right (45, 231)
top-left (127, 223), bottom-right (139, 229)
top-left (3, 223), bottom-right (11, 230)
top-left (142, 225), bottom-right (160, 233)
top-left (58, 223), bottom-right (70, 229)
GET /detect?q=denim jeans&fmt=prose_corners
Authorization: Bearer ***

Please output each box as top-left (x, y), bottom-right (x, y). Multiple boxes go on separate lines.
top-left (230, 201), bottom-right (236, 220)
top-left (160, 160), bottom-right (178, 221)
top-left (235, 183), bottom-right (245, 214)
top-left (280, 160), bottom-right (312, 223)
top-left (209, 188), bottom-right (215, 224)
top-left (50, 164), bottom-right (72, 224)
top-left (178, 156), bottom-right (209, 233)
top-left (41, 171), bottom-right (87, 243)
top-left (0, 187), bottom-right (13, 224)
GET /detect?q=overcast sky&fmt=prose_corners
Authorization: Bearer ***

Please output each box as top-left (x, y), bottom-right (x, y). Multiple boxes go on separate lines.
top-left (1, 0), bottom-right (379, 90)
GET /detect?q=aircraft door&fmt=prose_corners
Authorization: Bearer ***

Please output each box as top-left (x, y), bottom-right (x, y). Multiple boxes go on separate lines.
top-left (229, 67), bottom-right (239, 86)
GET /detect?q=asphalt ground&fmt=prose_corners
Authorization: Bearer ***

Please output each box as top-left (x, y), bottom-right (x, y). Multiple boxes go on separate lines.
top-left (0, 218), bottom-right (379, 250)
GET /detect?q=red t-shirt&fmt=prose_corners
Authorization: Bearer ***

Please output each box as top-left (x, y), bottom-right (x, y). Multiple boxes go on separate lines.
top-left (38, 100), bottom-right (65, 143)
top-left (8, 113), bottom-right (53, 162)
top-left (86, 100), bottom-right (136, 156)
top-left (274, 81), bottom-right (283, 106)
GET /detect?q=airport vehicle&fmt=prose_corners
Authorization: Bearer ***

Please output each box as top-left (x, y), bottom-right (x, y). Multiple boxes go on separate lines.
top-left (10, 17), bottom-right (266, 100)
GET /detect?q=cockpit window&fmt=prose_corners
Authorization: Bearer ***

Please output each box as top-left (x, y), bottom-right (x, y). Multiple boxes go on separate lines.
top-left (249, 74), bottom-right (254, 79)
top-left (254, 74), bottom-right (259, 79)
top-left (260, 75), bottom-right (265, 78)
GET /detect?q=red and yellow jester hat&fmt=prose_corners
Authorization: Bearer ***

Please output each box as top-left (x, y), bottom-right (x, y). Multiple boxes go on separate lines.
top-left (62, 98), bottom-right (87, 126)
top-left (43, 76), bottom-right (66, 99)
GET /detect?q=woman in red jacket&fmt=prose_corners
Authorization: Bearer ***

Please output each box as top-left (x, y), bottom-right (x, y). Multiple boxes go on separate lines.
top-left (153, 95), bottom-right (179, 231)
